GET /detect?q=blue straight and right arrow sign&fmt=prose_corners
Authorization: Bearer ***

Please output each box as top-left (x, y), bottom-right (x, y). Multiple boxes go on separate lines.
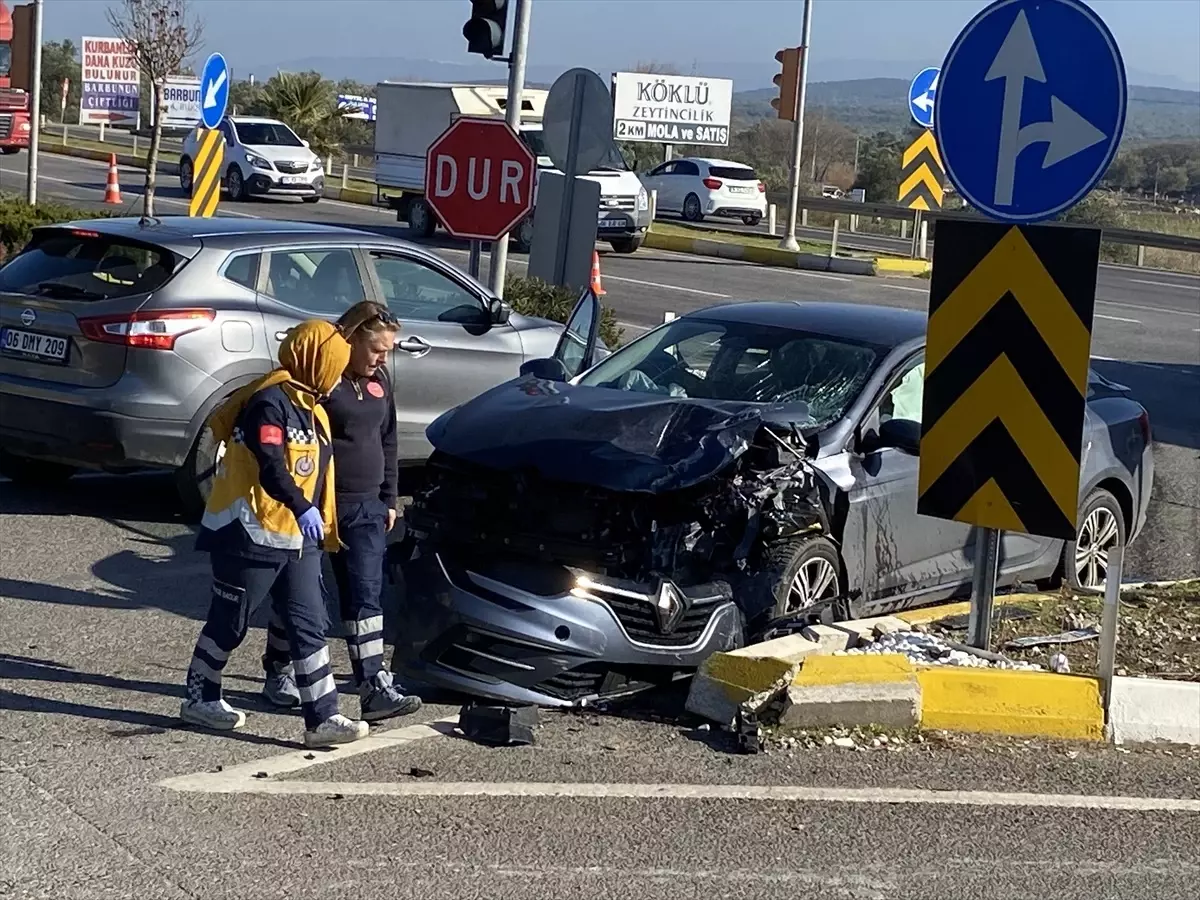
top-left (935, 0), bottom-right (1127, 223)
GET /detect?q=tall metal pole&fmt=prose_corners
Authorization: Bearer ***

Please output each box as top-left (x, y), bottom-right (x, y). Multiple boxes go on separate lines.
top-left (26, 0), bottom-right (44, 204)
top-left (488, 0), bottom-right (532, 299)
top-left (779, 0), bottom-right (813, 251)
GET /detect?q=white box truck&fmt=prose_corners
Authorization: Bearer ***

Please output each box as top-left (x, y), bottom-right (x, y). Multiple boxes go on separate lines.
top-left (373, 82), bottom-right (651, 254)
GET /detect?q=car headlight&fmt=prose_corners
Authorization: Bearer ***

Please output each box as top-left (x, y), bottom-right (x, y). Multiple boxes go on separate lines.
top-left (245, 153), bottom-right (271, 170)
top-left (637, 187), bottom-right (649, 211)
top-left (310, 157), bottom-right (323, 171)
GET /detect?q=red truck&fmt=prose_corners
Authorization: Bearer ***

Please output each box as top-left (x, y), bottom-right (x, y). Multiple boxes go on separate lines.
top-left (0, 0), bottom-right (32, 153)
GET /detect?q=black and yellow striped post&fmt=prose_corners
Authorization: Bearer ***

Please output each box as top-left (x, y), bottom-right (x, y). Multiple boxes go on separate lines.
top-left (897, 130), bottom-right (945, 211)
top-left (917, 220), bottom-right (1100, 541)
top-left (188, 128), bottom-right (224, 218)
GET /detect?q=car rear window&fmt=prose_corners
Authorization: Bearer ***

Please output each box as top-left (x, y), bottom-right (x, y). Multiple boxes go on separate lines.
top-left (709, 166), bottom-right (757, 182)
top-left (0, 228), bottom-right (183, 301)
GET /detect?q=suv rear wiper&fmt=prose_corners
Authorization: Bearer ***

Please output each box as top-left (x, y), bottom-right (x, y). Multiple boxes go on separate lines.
top-left (34, 282), bottom-right (106, 300)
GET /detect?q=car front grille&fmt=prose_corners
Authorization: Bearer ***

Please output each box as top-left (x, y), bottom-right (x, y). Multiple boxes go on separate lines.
top-left (600, 196), bottom-right (637, 211)
top-left (0, 115), bottom-right (13, 139)
top-left (275, 161), bottom-right (307, 174)
top-left (602, 595), bottom-right (720, 647)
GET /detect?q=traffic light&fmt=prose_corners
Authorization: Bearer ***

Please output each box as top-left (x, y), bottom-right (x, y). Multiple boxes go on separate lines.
top-left (463, 0), bottom-right (509, 59)
top-left (772, 47), bottom-right (802, 121)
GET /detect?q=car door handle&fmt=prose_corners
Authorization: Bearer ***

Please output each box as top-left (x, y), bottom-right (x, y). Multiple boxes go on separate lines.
top-left (396, 336), bottom-right (430, 354)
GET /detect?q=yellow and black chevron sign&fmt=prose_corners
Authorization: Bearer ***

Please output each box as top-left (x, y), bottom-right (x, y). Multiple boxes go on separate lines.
top-left (189, 128), bottom-right (224, 218)
top-left (916, 221), bottom-right (1100, 540)
top-left (897, 130), bottom-right (944, 211)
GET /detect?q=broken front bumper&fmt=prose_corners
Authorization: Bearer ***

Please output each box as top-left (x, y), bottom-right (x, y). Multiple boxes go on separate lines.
top-left (391, 549), bottom-right (744, 707)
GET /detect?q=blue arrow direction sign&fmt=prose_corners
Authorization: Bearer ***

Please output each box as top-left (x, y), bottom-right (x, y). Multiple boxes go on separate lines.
top-left (199, 52), bottom-right (230, 130)
top-left (908, 67), bottom-right (939, 128)
top-left (935, 0), bottom-right (1126, 223)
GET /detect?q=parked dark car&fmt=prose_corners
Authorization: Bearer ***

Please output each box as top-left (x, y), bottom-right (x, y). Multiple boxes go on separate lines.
top-left (393, 295), bottom-right (1154, 707)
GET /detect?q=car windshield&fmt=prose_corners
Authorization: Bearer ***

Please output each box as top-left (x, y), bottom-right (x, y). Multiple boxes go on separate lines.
top-left (521, 128), bottom-right (629, 172)
top-left (0, 228), bottom-right (181, 300)
top-left (577, 317), bottom-right (883, 427)
top-left (234, 121), bottom-right (304, 146)
top-left (709, 165), bottom-right (757, 181)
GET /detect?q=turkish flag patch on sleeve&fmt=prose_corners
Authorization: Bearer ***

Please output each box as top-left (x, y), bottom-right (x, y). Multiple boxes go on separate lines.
top-left (259, 424), bottom-right (285, 446)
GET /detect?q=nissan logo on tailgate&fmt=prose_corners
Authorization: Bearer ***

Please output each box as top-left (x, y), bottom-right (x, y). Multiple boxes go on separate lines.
top-left (20, 308), bottom-right (35, 326)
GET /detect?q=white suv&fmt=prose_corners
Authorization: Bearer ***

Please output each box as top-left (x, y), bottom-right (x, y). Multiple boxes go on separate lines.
top-left (641, 157), bottom-right (767, 226)
top-left (180, 116), bottom-right (324, 204)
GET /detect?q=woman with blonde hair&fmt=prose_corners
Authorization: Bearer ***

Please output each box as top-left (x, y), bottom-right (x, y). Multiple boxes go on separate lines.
top-left (261, 302), bottom-right (421, 722)
top-left (181, 319), bottom-right (370, 747)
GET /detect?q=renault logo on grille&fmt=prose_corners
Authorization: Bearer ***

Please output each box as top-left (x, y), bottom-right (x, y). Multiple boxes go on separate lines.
top-left (653, 580), bottom-right (687, 634)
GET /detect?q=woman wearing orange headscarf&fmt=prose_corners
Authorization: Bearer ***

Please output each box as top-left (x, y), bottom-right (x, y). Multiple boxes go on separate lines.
top-left (180, 320), bottom-right (368, 748)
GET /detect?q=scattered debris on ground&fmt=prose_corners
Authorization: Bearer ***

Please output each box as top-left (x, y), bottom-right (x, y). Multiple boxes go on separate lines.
top-left (963, 581), bottom-right (1200, 681)
top-left (835, 629), bottom-right (1043, 670)
top-left (458, 702), bottom-right (539, 746)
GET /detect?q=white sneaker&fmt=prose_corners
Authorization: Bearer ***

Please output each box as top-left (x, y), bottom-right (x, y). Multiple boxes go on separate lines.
top-left (304, 714), bottom-right (369, 748)
top-left (180, 698), bottom-right (246, 731)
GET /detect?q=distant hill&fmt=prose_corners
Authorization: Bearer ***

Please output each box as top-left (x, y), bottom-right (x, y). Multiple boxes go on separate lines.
top-left (733, 79), bottom-right (1200, 143)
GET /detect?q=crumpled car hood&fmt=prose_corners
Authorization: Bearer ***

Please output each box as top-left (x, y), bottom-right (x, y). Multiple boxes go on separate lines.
top-left (426, 376), bottom-right (807, 493)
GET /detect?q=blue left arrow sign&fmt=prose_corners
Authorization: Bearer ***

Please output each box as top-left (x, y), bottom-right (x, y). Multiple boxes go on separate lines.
top-left (908, 67), bottom-right (939, 128)
top-left (199, 52), bottom-right (230, 130)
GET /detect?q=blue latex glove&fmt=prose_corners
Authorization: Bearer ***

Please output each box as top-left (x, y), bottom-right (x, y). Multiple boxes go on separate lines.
top-left (297, 507), bottom-right (324, 543)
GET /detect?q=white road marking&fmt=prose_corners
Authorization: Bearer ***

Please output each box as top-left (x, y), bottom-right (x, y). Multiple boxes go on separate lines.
top-left (879, 283), bottom-right (929, 294)
top-left (158, 715), bottom-right (459, 792)
top-left (602, 274), bottom-right (730, 298)
top-left (1129, 278), bottom-right (1200, 289)
top-left (1096, 299), bottom-right (1199, 320)
top-left (618, 320), bottom-right (650, 332)
top-left (159, 776), bottom-right (1200, 811)
top-left (1095, 314), bottom-right (1140, 324)
top-left (1090, 355), bottom-right (1169, 371)
top-left (643, 247), bottom-right (855, 282)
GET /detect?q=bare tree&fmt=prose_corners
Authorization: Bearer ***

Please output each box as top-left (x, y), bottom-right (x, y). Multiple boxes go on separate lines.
top-left (106, 0), bottom-right (203, 216)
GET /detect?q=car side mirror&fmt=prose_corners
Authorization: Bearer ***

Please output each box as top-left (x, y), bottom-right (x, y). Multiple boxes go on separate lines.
top-left (489, 297), bottom-right (511, 325)
top-left (519, 357), bottom-right (569, 382)
top-left (877, 418), bottom-right (921, 455)
top-left (301, 138), bottom-right (310, 148)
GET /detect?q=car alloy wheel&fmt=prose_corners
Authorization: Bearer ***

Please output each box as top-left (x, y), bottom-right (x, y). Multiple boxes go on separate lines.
top-left (179, 158), bottom-right (193, 192)
top-left (1074, 506), bottom-right (1120, 590)
top-left (787, 557), bottom-right (839, 613)
top-left (682, 193), bottom-right (703, 222)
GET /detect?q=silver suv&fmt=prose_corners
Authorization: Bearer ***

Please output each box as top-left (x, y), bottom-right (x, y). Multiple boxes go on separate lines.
top-left (0, 216), bottom-right (563, 513)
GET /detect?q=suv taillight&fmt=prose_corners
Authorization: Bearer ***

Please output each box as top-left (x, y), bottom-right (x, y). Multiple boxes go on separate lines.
top-left (1137, 409), bottom-right (1152, 445)
top-left (757, 181), bottom-right (766, 192)
top-left (78, 309), bottom-right (215, 350)
top-left (702, 177), bottom-right (722, 190)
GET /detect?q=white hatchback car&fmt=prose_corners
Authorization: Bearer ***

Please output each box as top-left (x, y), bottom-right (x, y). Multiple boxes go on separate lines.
top-left (179, 116), bottom-right (324, 204)
top-left (641, 157), bottom-right (767, 226)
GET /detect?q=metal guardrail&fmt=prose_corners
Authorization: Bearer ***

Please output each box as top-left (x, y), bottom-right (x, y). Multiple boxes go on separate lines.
top-left (769, 193), bottom-right (1200, 256)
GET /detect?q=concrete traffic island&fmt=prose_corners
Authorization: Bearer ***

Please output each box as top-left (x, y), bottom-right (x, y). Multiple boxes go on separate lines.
top-left (687, 595), bottom-right (1200, 748)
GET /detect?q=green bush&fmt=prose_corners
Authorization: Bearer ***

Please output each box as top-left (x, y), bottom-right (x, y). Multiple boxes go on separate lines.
top-left (504, 274), bottom-right (624, 349)
top-left (0, 196), bottom-right (110, 257)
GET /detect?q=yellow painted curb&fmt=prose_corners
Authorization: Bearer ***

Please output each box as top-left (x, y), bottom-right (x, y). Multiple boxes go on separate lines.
top-left (875, 257), bottom-right (931, 275)
top-left (892, 592), bottom-right (1050, 626)
top-left (917, 668), bottom-right (1104, 740)
top-left (794, 653), bottom-right (915, 686)
top-left (334, 187), bottom-right (376, 205)
top-left (704, 653), bottom-right (795, 694)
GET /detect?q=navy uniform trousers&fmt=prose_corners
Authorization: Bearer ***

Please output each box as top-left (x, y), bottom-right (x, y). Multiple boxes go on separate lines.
top-left (188, 549), bottom-right (338, 729)
top-left (265, 499), bottom-right (390, 687)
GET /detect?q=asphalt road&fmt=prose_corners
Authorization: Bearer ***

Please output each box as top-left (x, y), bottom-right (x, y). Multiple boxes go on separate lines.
top-left (2, 474), bottom-right (1200, 900)
top-left (5, 149), bottom-right (1196, 580)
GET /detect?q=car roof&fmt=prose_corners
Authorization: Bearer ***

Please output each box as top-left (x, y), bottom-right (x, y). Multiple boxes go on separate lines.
top-left (683, 300), bottom-right (927, 348)
top-left (689, 157), bottom-right (753, 169)
top-left (227, 115), bottom-right (288, 125)
top-left (47, 216), bottom-right (375, 255)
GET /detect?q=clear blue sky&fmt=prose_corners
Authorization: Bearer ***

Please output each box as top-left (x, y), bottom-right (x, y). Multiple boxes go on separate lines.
top-left (43, 0), bottom-right (1200, 90)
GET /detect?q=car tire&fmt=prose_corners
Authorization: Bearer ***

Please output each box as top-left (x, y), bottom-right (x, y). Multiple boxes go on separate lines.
top-left (226, 164), bottom-right (246, 202)
top-left (0, 147), bottom-right (21, 155)
top-left (1063, 487), bottom-right (1126, 593)
top-left (0, 450), bottom-right (76, 486)
top-left (512, 216), bottom-right (534, 253)
top-left (407, 198), bottom-right (437, 239)
top-left (302, 196), bottom-right (320, 204)
top-left (609, 235), bottom-right (643, 254)
top-left (179, 156), bottom-right (193, 193)
top-left (682, 193), bottom-right (704, 222)
top-left (175, 419), bottom-right (225, 522)
top-left (742, 214), bottom-right (762, 226)
top-left (763, 534), bottom-right (844, 620)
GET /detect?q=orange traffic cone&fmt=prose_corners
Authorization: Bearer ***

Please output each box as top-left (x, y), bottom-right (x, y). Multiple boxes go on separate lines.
top-left (590, 250), bottom-right (606, 296)
top-left (103, 154), bottom-right (122, 204)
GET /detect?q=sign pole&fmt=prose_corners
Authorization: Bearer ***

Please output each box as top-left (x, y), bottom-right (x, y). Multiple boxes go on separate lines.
top-left (26, 0), bottom-right (43, 205)
top-left (468, 240), bottom-right (482, 279)
top-left (1097, 545), bottom-right (1123, 714)
top-left (779, 0), bottom-right (812, 252)
top-left (488, 0), bottom-right (532, 299)
top-left (966, 527), bottom-right (1001, 648)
